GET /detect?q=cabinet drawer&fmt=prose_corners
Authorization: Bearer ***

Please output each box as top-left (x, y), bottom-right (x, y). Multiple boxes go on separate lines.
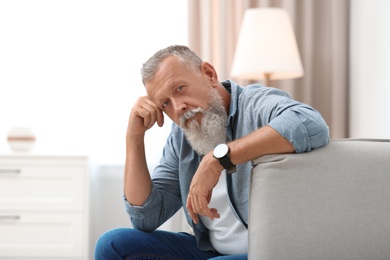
top-left (0, 212), bottom-right (85, 257)
top-left (0, 166), bottom-right (85, 211)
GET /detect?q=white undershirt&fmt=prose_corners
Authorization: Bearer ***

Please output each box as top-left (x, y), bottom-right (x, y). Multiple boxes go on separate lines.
top-left (200, 170), bottom-right (248, 255)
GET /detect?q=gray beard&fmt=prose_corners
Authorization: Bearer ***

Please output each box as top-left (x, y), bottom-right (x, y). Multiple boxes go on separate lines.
top-left (179, 90), bottom-right (228, 155)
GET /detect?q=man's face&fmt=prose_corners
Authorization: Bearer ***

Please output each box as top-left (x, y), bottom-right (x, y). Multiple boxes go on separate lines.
top-left (145, 56), bottom-right (227, 154)
top-left (179, 88), bottom-right (228, 155)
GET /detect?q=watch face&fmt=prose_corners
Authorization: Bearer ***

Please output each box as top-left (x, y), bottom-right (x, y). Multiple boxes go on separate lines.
top-left (213, 144), bottom-right (229, 159)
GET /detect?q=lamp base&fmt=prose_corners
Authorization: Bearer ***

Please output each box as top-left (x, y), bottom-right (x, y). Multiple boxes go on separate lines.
top-left (263, 73), bottom-right (272, 87)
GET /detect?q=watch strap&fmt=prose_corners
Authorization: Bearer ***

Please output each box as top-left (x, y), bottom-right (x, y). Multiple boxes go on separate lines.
top-left (219, 154), bottom-right (236, 174)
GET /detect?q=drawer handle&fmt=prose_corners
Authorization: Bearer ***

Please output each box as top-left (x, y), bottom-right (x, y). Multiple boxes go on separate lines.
top-left (0, 215), bottom-right (21, 221)
top-left (0, 169), bottom-right (21, 174)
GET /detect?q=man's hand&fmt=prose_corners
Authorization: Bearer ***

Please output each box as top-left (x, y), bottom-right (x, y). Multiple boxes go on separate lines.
top-left (186, 151), bottom-right (223, 224)
top-left (127, 96), bottom-right (164, 138)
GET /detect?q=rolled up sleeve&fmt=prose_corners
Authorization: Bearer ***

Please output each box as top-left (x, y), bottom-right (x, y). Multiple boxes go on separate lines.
top-left (246, 86), bottom-right (330, 153)
top-left (269, 106), bottom-right (330, 153)
top-left (123, 183), bottom-right (163, 232)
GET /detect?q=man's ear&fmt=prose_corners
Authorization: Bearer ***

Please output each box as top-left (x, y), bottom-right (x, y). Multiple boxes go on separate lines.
top-left (201, 62), bottom-right (218, 82)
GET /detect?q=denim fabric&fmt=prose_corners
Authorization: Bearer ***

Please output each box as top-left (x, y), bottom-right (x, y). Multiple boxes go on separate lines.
top-left (209, 255), bottom-right (247, 260)
top-left (94, 228), bottom-right (247, 260)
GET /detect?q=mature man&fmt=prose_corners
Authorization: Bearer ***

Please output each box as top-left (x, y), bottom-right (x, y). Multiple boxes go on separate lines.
top-left (95, 45), bottom-right (330, 259)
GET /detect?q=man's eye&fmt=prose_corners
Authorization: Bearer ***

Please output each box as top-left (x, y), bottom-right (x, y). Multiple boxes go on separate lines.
top-left (162, 101), bottom-right (169, 108)
top-left (177, 86), bottom-right (183, 92)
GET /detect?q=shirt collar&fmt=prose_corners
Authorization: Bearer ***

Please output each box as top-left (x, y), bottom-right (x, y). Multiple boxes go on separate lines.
top-left (221, 80), bottom-right (243, 141)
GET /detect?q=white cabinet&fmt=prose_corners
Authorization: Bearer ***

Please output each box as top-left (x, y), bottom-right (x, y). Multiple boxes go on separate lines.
top-left (0, 155), bottom-right (89, 259)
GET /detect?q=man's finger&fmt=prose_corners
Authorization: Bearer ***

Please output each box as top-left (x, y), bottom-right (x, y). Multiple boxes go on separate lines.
top-left (186, 196), bottom-right (199, 224)
top-left (197, 196), bottom-right (214, 220)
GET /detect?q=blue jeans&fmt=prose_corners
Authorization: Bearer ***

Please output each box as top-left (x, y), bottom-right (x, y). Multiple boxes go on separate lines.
top-left (95, 228), bottom-right (247, 260)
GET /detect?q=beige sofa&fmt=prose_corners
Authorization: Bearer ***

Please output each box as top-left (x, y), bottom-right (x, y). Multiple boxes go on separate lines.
top-left (249, 139), bottom-right (390, 260)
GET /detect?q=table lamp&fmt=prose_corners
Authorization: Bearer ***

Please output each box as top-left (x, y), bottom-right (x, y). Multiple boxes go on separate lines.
top-left (231, 8), bottom-right (304, 86)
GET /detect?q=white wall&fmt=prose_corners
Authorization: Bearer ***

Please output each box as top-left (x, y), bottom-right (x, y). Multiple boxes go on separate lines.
top-left (349, 0), bottom-right (390, 138)
top-left (0, 0), bottom-right (186, 165)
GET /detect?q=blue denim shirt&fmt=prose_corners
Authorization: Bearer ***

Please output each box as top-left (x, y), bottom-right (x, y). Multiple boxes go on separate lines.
top-left (124, 80), bottom-right (330, 251)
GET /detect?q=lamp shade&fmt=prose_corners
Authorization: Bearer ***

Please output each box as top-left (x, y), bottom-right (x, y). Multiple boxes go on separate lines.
top-left (231, 8), bottom-right (304, 81)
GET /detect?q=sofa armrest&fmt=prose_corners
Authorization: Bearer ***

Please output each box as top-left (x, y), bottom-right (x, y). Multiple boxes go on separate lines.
top-left (249, 139), bottom-right (390, 260)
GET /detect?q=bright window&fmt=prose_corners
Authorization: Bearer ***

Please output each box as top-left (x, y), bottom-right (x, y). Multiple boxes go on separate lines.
top-left (0, 0), bottom-right (187, 165)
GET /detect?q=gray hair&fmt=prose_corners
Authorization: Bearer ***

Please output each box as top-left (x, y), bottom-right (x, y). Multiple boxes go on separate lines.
top-left (141, 45), bottom-right (203, 85)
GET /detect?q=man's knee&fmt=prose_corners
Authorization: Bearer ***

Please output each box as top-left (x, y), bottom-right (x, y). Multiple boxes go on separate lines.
top-left (95, 228), bottom-right (132, 260)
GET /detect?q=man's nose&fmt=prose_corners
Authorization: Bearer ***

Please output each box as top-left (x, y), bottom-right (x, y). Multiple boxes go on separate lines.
top-left (173, 99), bottom-right (187, 117)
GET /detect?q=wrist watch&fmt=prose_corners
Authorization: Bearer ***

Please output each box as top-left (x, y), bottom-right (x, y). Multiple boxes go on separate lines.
top-left (213, 143), bottom-right (236, 174)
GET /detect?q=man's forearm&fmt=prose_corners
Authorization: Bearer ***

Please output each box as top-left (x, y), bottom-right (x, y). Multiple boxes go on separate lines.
top-left (124, 136), bottom-right (152, 206)
top-left (228, 125), bottom-right (295, 165)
